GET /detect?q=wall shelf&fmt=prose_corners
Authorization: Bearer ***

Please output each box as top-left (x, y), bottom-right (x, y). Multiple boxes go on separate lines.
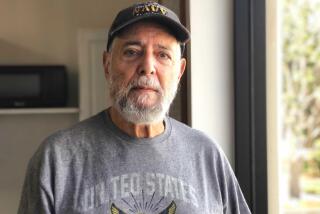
top-left (0, 107), bottom-right (79, 115)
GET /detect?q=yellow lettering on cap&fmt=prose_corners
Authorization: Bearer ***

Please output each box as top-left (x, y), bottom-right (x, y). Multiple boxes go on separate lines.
top-left (144, 5), bottom-right (150, 12)
top-left (159, 7), bottom-right (167, 15)
top-left (151, 5), bottom-right (159, 12)
top-left (133, 3), bottom-right (167, 16)
top-left (133, 7), bottom-right (140, 16)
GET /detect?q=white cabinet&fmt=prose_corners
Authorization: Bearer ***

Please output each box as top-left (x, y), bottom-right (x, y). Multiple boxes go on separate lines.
top-left (0, 107), bottom-right (79, 115)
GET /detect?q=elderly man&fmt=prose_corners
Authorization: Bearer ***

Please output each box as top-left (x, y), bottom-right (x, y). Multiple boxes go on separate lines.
top-left (18, 2), bottom-right (251, 214)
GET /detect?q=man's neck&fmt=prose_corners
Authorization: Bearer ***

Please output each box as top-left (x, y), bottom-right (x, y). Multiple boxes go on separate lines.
top-left (108, 107), bottom-right (165, 138)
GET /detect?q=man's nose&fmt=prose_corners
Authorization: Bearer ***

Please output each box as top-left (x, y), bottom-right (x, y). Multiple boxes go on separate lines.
top-left (138, 51), bottom-right (156, 75)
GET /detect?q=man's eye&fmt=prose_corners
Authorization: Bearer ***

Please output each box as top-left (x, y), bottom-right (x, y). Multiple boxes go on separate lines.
top-left (123, 49), bottom-right (139, 57)
top-left (158, 52), bottom-right (171, 60)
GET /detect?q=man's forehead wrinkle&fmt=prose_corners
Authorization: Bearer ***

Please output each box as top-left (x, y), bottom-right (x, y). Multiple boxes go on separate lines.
top-left (119, 38), bottom-right (175, 52)
top-left (116, 21), bottom-right (178, 41)
top-left (123, 40), bottom-right (143, 47)
top-left (156, 44), bottom-right (171, 51)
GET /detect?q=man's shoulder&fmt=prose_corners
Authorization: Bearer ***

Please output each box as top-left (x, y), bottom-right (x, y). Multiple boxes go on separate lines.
top-left (67, 111), bottom-right (106, 133)
top-left (27, 111), bottom-right (108, 168)
top-left (39, 112), bottom-right (106, 151)
top-left (168, 117), bottom-right (232, 173)
top-left (168, 117), bottom-right (221, 151)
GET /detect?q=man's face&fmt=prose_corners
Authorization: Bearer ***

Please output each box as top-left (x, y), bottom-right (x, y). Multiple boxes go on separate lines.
top-left (103, 21), bottom-right (186, 124)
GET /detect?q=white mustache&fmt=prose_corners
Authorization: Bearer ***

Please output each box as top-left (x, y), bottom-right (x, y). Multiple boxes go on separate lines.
top-left (128, 76), bottom-right (162, 92)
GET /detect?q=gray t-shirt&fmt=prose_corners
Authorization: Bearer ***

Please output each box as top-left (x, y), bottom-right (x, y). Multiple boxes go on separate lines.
top-left (18, 111), bottom-right (251, 214)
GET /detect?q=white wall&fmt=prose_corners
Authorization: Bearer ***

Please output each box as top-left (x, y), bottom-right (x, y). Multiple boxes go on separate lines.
top-left (189, 0), bottom-right (234, 164)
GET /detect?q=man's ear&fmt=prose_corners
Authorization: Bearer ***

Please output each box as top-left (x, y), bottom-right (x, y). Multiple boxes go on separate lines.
top-left (178, 58), bottom-right (186, 80)
top-left (103, 51), bottom-right (111, 79)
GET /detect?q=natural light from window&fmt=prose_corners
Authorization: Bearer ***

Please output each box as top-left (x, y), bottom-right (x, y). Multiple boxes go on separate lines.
top-left (280, 0), bottom-right (320, 213)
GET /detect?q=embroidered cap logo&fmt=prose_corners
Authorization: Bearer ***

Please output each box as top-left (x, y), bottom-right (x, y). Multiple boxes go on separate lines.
top-left (133, 2), bottom-right (167, 16)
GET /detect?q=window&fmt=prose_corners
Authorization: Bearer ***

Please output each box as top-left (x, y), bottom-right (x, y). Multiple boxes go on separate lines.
top-left (280, 0), bottom-right (320, 212)
top-left (235, 0), bottom-right (320, 213)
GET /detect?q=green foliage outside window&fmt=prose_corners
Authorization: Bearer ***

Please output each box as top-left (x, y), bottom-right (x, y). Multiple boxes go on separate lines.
top-left (283, 0), bottom-right (320, 200)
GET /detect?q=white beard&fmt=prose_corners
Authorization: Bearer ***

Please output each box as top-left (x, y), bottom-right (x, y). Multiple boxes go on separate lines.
top-left (109, 75), bottom-right (179, 124)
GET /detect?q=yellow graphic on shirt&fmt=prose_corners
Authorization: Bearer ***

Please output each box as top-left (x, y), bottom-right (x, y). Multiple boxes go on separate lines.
top-left (110, 193), bottom-right (176, 214)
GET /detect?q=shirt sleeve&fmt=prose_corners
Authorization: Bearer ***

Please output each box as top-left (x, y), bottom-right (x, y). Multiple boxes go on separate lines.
top-left (217, 149), bottom-right (252, 214)
top-left (18, 143), bottom-right (55, 214)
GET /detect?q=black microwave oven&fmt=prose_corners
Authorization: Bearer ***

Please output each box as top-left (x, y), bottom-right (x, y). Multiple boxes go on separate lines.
top-left (0, 65), bottom-right (67, 108)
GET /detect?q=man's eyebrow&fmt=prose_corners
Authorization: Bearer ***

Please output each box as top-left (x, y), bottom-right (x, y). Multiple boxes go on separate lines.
top-left (123, 41), bottom-right (142, 47)
top-left (121, 41), bottom-right (174, 52)
top-left (156, 44), bottom-right (173, 52)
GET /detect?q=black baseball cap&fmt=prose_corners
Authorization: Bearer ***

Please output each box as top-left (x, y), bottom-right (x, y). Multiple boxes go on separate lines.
top-left (106, 1), bottom-right (190, 51)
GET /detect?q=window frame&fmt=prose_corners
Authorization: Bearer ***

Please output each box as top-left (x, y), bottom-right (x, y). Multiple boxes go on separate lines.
top-left (234, 0), bottom-right (268, 213)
